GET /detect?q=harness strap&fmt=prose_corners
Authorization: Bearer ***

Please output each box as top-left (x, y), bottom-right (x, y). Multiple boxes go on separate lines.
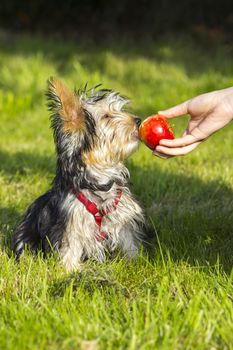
top-left (74, 190), bottom-right (122, 241)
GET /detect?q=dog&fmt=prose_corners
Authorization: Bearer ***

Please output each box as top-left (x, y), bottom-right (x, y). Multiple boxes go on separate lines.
top-left (11, 78), bottom-right (145, 271)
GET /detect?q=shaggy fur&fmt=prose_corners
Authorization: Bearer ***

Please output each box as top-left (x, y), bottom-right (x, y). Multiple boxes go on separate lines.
top-left (12, 78), bottom-right (145, 271)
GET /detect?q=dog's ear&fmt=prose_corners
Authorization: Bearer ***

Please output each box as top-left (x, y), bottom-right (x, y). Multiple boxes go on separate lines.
top-left (47, 77), bottom-right (86, 132)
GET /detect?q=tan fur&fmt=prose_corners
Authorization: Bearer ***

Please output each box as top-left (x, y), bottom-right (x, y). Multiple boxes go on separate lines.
top-left (82, 151), bottom-right (97, 166)
top-left (82, 112), bottom-right (138, 166)
top-left (82, 148), bottom-right (116, 166)
top-left (51, 78), bottom-right (86, 132)
top-left (12, 82), bottom-right (144, 271)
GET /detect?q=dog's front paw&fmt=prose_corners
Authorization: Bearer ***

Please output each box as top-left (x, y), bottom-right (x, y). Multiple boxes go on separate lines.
top-left (61, 252), bottom-right (84, 272)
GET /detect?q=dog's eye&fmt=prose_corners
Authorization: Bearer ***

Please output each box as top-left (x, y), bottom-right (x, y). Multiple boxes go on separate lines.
top-left (103, 114), bottom-right (111, 119)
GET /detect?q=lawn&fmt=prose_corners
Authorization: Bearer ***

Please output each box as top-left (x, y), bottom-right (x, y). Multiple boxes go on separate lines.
top-left (0, 31), bottom-right (233, 350)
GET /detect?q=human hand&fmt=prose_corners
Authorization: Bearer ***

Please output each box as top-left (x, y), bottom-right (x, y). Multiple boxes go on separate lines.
top-left (154, 87), bottom-right (233, 157)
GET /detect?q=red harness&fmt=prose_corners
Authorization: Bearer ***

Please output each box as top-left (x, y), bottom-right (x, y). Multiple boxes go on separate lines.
top-left (74, 190), bottom-right (122, 241)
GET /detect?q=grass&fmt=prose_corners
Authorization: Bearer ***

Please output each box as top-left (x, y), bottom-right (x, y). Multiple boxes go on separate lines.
top-left (0, 31), bottom-right (233, 349)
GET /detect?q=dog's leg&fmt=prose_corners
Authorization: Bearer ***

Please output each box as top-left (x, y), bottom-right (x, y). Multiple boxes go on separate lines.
top-left (60, 240), bottom-right (84, 272)
top-left (118, 227), bottom-right (141, 259)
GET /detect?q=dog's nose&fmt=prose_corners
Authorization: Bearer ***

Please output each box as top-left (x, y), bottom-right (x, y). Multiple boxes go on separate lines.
top-left (135, 118), bottom-right (142, 127)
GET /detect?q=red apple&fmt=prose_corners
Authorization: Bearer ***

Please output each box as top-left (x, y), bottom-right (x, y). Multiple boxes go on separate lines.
top-left (139, 114), bottom-right (174, 150)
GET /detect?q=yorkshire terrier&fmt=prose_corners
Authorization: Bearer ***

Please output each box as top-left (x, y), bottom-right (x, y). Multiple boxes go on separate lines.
top-left (12, 78), bottom-right (145, 271)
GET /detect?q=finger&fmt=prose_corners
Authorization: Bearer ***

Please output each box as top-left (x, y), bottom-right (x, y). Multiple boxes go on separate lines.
top-left (153, 150), bottom-right (173, 159)
top-left (155, 142), bottom-right (201, 156)
top-left (159, 134), bottom-right (199, 147)
top-left (159, 123), bottom-right (210, 147)
top-left (158, 100), bottom-right (190, 118)
top-left (158, 119), bottom-right (200, 148)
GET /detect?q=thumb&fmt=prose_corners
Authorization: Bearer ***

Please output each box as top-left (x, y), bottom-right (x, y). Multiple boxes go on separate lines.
top-left (158, 100), bottom-right (190, 118)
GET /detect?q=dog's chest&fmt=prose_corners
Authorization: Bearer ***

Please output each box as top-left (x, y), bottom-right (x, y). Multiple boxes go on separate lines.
top-left (59, 191), bottom-right (144, 267)
top-left (61, 191), bottom-right (142, 244)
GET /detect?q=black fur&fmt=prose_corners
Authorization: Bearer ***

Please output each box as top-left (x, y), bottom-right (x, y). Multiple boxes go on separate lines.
top-left (11, 190), bottom-right (67, 257)
top-left (11, 80), bottom-right (101, 257)
top-left (11, 79), bottom-right (134, 259)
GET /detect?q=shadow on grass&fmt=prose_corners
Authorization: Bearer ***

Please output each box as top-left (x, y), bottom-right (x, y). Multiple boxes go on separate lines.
top-left (0, 148), bottom-right (232, 273)
top-left (49, 267), bottom-right (130, 299)
top-left (1, 32), bottom-right (233, 91)
top-left (0, 206), bottom-right (20, 251)
top-left (0, 150), bottom-right (55, 251)
top-left (127, 161), bottom-right (233, 273)
top-left (0, 32), bottom-right (233, 272)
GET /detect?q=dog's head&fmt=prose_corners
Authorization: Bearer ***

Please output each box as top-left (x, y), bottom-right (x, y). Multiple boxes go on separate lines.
top-left (47, 78), bottom-right (141, 190)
